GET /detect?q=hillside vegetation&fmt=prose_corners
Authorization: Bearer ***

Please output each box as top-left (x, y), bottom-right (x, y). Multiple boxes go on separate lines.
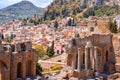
top-left (42, 0), bottom-right (87, 20)
top-left (83, 5), bottom-right (120, 18)
top-left (42, 0), bottom-right (120, 21)
top-left (0, 1), bottom-right (43, 22)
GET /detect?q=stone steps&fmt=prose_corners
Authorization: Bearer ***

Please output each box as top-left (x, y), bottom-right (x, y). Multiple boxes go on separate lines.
top-left (17, 75), bottom-right (43, 80)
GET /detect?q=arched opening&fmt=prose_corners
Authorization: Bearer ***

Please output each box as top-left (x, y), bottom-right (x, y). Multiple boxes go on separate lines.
top-left (104, 51), bottom-right (109, 72)
top-left (57, 60), bottom-right (61, 62)
top-left (21, 43), bottom-right (26, 51)
top-left (11, 45), bottom-right (15, 52)
top-left (61, 50), bottom-right (64, 54)
top-left (83, 53), bottom-right (85, 65)
top-left (26, 60), bottom-right (32, 76)
top-left (106, 51), bottom-right (108, 62)
top-left (88, 48), bottom-right (90, 68)
top-left (75, 54), bottom-right (78, 69)
top-left (97, 48), bottom-right (102, 68)
top-left (3, 47), bottom-right (7, 51)
top-left (57, 50), bottom-right (59, 54)
top-left (17, 62), bottom-right (22, 78)
top-left (0, 61), bottom-right (8, 80)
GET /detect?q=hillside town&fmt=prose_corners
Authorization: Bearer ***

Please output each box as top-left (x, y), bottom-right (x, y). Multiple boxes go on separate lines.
top-left (0, 0), bottom-right (120, 80)
top-left (0, 15), bottom-right (120, 79)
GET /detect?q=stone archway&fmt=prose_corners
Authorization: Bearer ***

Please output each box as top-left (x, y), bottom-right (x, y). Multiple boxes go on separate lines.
top-left (26, 60), bottom-right (32, 76)
top-left (0, 61), bottom-right (8, 80)
top-left (17, 62), bottom-right (22, 78)
top-left (83, 53), bottom-right (85, 66)
top-left (75, 54), bottom-right (78, 69)
top-left (106, 51), bottom-right (108, 62)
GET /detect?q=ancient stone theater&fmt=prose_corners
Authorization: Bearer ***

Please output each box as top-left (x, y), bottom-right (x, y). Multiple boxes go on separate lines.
top-left (67, 34), bottom-right (117, 79)
top-left (0, 41), bottom-right (38, 80)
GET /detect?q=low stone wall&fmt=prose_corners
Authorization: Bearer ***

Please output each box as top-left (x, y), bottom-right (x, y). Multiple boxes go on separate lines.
top-left (44, 53), bottom-right (68, 63)
top-left (104, 63), bottom-right (115, 74)
top-left (69, 70), bottom-right (93, 78)
top-left (115, 64), bottom-right (120, 72)
top-left (39, 60), bottom-right (65, 69)
top-left (107, 73), bottom-right (120, 79)
top-left (116, 57), bottom-right (120, 63)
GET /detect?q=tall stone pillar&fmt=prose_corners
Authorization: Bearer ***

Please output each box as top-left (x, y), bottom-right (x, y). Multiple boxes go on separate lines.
top-left (94, 46), bottom-right (99, 76)
top-left (85, 47), bottom-right (88, 70)
top-left (14, 43), bottom-right (21, 52)
top-left (77, 48), bottom-right (81, 72)
top-left (25, 42), bottom-right (32, 51)
top-left (0, 45), bottom-right (4, 53)
top-left (71, 59), bottom-right (74, 74)
top-left (72, 55), bottom-right (76, 74)
top-left (90, 47), bottom-right (93, 69)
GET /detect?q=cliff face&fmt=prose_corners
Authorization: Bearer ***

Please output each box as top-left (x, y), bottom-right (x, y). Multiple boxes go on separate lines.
top-left (42, 0), bottom-right (120, 21)
top-left (82, 0), bottom-right (120, 7)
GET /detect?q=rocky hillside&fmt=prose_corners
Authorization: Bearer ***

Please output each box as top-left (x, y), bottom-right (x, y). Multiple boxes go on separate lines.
top-left (0, 1), bottom-right (43, 23)
top-left (42, 0), bottom-right (120, 21)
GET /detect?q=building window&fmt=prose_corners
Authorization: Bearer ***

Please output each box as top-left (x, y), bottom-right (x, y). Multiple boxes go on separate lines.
top-left (57, 50), bottom-right (59, 54)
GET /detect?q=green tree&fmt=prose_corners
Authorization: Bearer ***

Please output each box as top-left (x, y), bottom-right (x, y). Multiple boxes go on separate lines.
top-left (34, 45), bottom-right (46, 59)
top-left (46, 41), bottom-right (54, 57)
top-left (73, 9), bottom-right (77, 15)
top-left (76, 33), bottom-right (80, 38)
top-left (83, 8), bottom-right (95, 18)
top-left (0, 33), bottom-right (4, 40)
top-left (54, 21), bottom-right (59, 29)
top-left (71, 19), bottom-right (76, 26)
top-left (67, 19), bottom-right (72, 26)
top-left (67, 19), bottom-right (76, 26)
top-left (62, 7), bottom-right (68, 18)
top-left (20, 18), bottom-right (27, 25)
top-left (109, 20), bottom-right (118, 33)
top-left (80, 3), bottom-right (87, 9)
top-left (36, 63), bottom-right (42, 71)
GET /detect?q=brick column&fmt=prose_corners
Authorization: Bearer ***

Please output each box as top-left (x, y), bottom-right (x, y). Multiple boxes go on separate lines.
top-left (22, 54), bottom-right (26, 79)
top-left (31, 53), bottom-right (37, 77)
top-left (31, 61), bottom-right (36, 77)
top-left (11, 56), bottom-right (17, 80)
